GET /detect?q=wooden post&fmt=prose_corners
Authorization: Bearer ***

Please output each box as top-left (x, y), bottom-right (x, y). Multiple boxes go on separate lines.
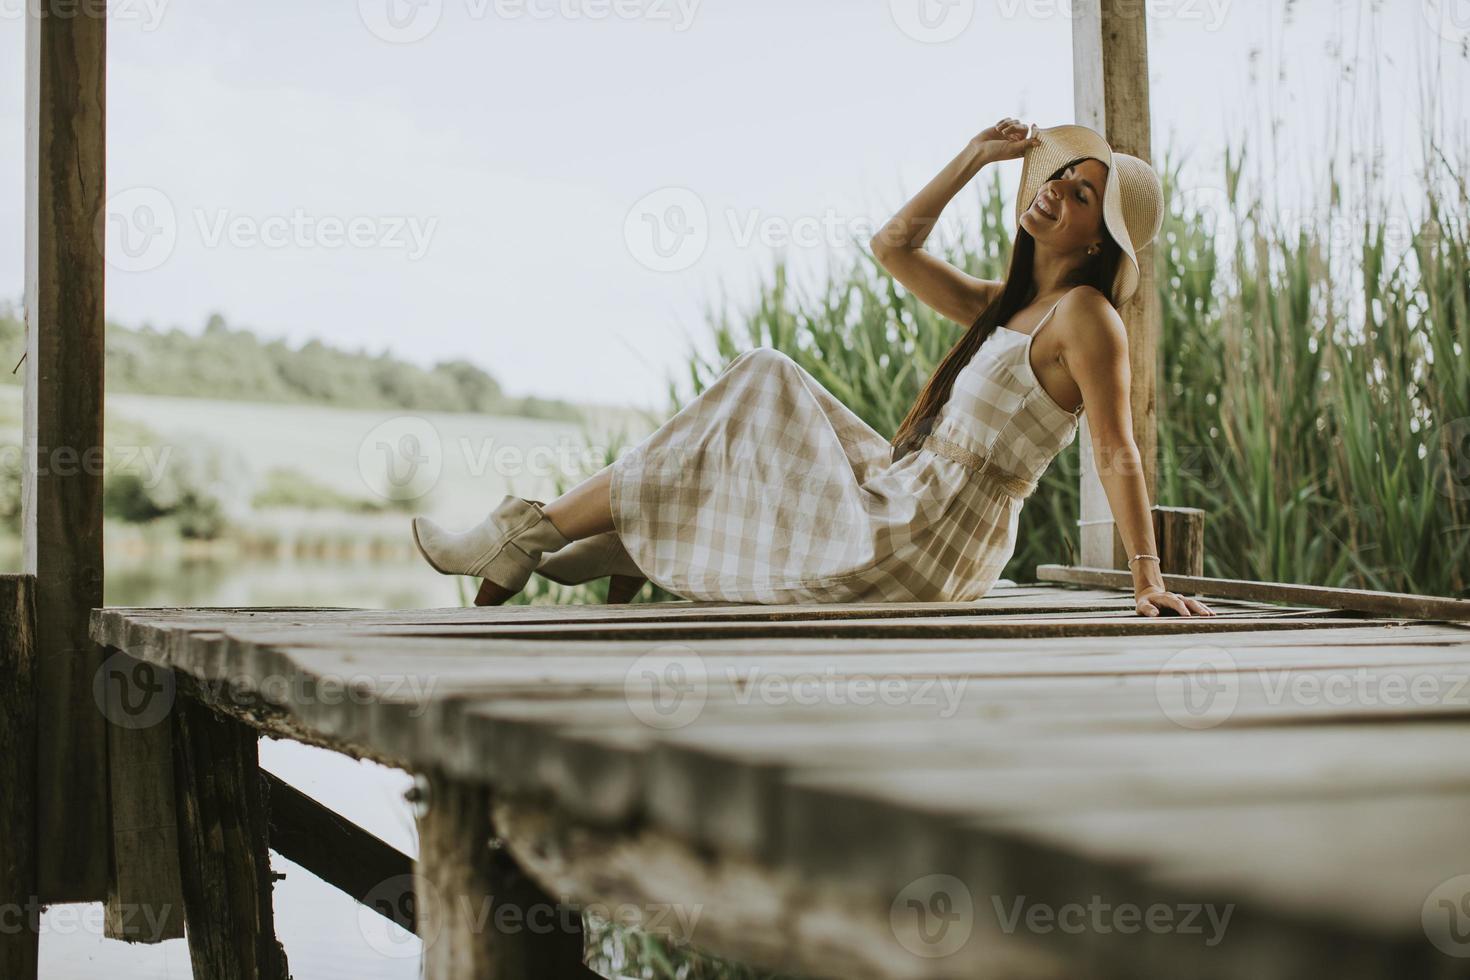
top-left (1152, 505), bottom-right (1205, 577)
top-left (101, 650), bottom-right (186, 942)
top-left (172, 699), bottom-right (290, 980)
top-left (0, 575), bottom-right (39, 980)
top-left (24, 0), bottom-right (109, 901)
top-left (416, 774), bottom-right (598, 980)
top-left (1072, 0), bottom-right (1160, 571)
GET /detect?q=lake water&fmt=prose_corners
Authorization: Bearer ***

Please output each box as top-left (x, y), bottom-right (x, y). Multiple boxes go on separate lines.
top-left (9, 390), bottom-right (658, 978)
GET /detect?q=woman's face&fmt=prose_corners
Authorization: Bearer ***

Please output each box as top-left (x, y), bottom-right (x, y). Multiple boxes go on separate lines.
top-left (1019, 157), bottom-right (1109, 252)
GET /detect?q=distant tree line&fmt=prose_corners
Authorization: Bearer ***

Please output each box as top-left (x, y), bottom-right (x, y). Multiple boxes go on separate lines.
top-left (0, 305), bottom-right (581, 421)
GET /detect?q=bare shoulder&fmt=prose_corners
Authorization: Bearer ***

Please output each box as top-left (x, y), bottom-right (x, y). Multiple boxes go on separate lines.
top-left (1053, 285), bottom-right (1127, 360)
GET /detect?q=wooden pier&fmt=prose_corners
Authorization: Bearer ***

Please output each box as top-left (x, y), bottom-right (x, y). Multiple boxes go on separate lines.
top-left (7, 0), bottom-right (1470, 976)
top-left (36, 581), bottom-right (1468, 978)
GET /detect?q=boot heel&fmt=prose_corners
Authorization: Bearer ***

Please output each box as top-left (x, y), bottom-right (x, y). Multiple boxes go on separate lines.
top-left (606, 574), bottom-right (646, 604)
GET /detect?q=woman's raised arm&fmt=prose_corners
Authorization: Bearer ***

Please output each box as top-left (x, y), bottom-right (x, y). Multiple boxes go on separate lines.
top-left (870, 118), bottom-right (1040, 326)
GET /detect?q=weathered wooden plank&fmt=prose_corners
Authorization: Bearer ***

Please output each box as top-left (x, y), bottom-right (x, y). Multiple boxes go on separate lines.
top-left (83, 614), bottom-right (1470, 788)
top-left (102, 649), bottom-right (186, 943)
top-left (172, 698), bottom-right (289, 980)
top-left (0, 575), bottom-right (39, 979)
top-left (416, 773), bottom-right (597, 980)
top-left (490, 791), bottom-right (1073, 980)
top-left (84, 585), bottom-right (1288, 640)
top-left (263, 771), bottom-right (417, 933)
top-left (25, 0), bottom-right (109, 902)
top-left (1039, 564), bottom-right (1470, 621)
top-left (492, 787), bottom-right (1449, 980)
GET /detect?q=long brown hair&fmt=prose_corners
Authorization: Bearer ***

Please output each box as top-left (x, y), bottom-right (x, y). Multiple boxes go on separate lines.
top-left (889, 158), bottom-right (1125, 462)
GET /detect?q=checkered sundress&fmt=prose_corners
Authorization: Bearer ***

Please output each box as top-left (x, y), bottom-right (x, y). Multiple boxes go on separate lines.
top-left (608, 298), bottom-right (1082, 603)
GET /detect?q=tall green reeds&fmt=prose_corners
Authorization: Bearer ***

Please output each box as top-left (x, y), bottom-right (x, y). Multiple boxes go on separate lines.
top-left (679, 139), bottom-right (1469, 598)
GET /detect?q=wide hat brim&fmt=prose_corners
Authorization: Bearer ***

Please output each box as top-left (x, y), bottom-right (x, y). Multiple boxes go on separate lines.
top-left (1015, 123), bottom-right (1140, 307)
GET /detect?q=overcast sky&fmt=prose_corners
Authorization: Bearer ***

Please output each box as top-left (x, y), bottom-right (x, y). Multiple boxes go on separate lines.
top-left (1, 0), bottom-right (1464, 410)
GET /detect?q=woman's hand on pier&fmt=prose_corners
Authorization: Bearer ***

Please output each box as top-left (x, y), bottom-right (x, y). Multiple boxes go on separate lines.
top-left (970, 118), bottom-right (1041, 165)
top-left (1134, 586), bottom-right (1216, 618)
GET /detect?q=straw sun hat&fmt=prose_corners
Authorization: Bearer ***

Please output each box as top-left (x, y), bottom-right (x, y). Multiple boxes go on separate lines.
top-left (1015, 123), bottom-right (1164, 307)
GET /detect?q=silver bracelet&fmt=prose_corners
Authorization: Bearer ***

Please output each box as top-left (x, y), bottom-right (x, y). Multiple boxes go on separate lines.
top-left (1127, 554), bottom-right (1161, 566)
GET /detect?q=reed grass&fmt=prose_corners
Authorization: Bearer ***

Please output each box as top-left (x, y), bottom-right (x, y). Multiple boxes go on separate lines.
top-left (680, 139), bottom-right (1470, 598)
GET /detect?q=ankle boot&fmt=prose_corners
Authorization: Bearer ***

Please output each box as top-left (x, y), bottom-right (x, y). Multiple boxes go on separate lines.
top-left (411, 495), bottom-right (571, 594)
top-left (535, 531), bottom-right (647, 603)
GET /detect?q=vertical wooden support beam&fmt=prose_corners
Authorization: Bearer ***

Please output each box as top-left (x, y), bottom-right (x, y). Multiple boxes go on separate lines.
top-left (0, 575), bottom-right (40, 980)
top-left (24, 0), bottom-right (109, 901)
top-left (1153, 505), bottom-right (1205, 576)
top-left (416, 774), bottom-right (597, 980)
top-left (172, 699), bottom-right (290, 980)
top-left (100, 650), bottom-right (186, 942)
top-left (1072, 0), bottom-right (1160, 570)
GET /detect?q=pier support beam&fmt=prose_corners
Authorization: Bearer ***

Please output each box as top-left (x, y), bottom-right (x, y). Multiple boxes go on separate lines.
top-left (0, 576), bottom-right (39, 980)
top-left (172, 699), bottom-right (290, 980)
top-left (416, 774), bottom-right (597, 980)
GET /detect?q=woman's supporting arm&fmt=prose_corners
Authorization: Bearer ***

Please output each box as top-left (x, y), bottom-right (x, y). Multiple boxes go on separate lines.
top-left (1062, 289), bottom-right (1215, 617)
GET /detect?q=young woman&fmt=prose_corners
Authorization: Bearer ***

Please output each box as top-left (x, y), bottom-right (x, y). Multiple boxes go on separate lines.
top-left (412, 118), bottom-right (1214, 618)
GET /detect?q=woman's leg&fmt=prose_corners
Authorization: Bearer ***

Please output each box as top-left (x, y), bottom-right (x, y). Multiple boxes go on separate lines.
top-left (543, 464), bottom-right (616, 540)
top-left (474, 465), bottom-right (617, 605)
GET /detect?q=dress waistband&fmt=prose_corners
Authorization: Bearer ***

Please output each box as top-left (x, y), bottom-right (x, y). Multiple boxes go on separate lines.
top-left (920, 434), bottom-right (1039, 499)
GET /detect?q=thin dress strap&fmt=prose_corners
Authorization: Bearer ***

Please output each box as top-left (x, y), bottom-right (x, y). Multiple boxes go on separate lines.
top-left (1024, 295), bottom-right (1084, 417)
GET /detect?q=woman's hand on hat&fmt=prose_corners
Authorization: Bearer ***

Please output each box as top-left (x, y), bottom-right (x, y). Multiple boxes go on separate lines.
top-left (971, 117), bottom-right (1041, 165)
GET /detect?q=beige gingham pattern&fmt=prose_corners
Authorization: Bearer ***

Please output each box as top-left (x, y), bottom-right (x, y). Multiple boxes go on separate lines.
top-left (609, 300), bottom-right (1080, 603)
